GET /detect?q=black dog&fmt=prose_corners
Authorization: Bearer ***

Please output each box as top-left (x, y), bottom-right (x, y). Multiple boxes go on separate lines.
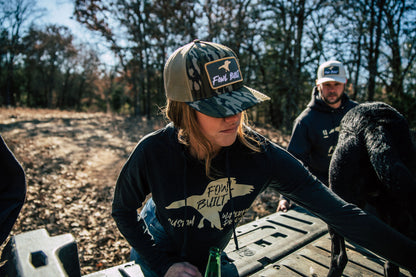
top-left (327, 102), bottom-right (416, 277)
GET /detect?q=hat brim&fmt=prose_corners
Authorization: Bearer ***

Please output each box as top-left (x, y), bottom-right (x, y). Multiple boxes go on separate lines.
top-left (316, 76), bottom-right (347, 85)
top-left (187, 86), bottom-right (270, 118)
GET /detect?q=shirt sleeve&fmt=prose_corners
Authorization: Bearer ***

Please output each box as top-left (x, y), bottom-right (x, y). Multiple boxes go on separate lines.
top-left (287, 120), bottom-right (311, 167)
top-left (279, 120), bottom-right (311, 203)
top-left (267, 145), bottom-right (416, 273)
top-left (111, 146), bottom-right (182, 276)
top-left (0, 135), bottom-right (26, 245)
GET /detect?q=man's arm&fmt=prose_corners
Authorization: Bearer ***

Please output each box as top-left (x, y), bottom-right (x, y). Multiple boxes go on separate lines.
top-left (287, 121), bottom-right (311, 165)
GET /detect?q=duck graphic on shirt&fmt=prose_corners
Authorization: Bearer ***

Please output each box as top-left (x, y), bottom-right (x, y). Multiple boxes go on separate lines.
top-left (166, 178), bottom-right (254, 230)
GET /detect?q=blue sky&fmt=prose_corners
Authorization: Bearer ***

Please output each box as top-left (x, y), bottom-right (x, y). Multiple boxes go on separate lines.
top-left (38, 0), bottom-right (82, 35)
top-left (37, 0), bottom-right (116, 67)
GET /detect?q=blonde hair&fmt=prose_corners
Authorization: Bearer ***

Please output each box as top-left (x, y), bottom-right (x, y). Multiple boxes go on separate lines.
top-left (164, 100), bottom-right (261, 177)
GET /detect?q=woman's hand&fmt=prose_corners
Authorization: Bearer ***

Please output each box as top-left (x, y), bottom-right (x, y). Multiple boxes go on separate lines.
top-left (277, 199), bottom-right (291, 212)
top-left (164, 262), bottom-right (203, 277)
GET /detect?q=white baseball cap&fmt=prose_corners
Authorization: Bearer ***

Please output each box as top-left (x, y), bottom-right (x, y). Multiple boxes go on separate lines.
top-left (316, 60), bottom-right (347, 85)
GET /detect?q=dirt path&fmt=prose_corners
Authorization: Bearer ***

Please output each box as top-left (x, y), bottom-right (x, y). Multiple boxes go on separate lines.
top-left (0, 107), bottom-right (288, 275)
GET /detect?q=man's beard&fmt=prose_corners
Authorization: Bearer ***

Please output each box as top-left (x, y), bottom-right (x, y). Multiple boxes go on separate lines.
top-left (322, 93), bottom-right (342, 105)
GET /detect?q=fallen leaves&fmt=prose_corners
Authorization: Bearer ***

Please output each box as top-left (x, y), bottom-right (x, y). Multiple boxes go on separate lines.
top-left (0, 107), bottom-right (287, 275)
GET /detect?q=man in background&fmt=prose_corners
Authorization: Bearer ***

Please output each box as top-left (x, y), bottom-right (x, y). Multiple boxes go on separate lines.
top-left (278, 60), bottom-right (358, 212)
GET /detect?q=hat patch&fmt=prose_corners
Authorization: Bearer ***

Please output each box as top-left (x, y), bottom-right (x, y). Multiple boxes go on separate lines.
top-left (324, 66), bottom-right (339, 76)
top-left (205, 57), bottom-right (243, 89)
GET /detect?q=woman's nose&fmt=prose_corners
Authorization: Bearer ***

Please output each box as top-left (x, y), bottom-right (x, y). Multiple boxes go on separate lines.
top-left (224, 113), bottom-right (241, 123)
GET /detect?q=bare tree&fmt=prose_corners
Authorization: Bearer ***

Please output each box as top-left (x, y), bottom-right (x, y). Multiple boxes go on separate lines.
top-left (22, 25), bottom-right (77, 108)
top-left (249, 0), bottom-right (329, 130)
top-left (75, 0), bottom-right (199, 118)
top-left (379, 0), bottom-right (416, 98)
top-left (0, 0), bottom-right (40, 106)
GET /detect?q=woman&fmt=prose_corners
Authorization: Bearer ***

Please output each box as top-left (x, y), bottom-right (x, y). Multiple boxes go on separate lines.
top-left (112, 40), bottom-right (416, 277)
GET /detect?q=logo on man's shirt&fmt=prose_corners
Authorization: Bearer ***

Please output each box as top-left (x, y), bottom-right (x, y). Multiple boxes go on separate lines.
top-left (166, 178), bottom-right (254, 230)
top-left (322, 126), bottom-right (341, 157)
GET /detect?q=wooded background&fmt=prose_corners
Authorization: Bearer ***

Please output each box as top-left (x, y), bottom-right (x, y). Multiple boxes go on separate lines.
top-left (1, 0), bottom-right (415, 132)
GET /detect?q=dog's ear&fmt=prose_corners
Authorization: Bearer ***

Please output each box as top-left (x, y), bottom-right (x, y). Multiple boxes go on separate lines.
top-left (364, 123), bottom-right (415, 196)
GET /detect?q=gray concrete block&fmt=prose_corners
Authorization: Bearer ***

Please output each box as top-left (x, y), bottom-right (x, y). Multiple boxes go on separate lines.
top-left (0, 228), bottom-right (81, 277)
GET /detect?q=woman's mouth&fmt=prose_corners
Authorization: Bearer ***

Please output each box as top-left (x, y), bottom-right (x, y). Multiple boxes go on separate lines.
top-left (221, 125), bottom-right (238, 133)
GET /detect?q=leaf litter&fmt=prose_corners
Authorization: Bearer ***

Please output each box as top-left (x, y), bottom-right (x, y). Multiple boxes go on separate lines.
top-left (0, 107), bottom-right (288, 275)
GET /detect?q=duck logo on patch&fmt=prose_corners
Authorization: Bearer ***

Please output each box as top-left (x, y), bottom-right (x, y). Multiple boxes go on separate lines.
top-left (218, 60), bottom-right (231, 72)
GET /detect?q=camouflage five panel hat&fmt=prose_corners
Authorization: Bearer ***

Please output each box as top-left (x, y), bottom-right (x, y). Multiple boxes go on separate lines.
top-left (164, 40), bottom-right (270, 118)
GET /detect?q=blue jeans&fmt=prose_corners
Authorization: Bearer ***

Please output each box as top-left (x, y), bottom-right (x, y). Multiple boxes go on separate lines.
top-left (130, 198), bottom-right (173, 277)
top-left (130, 198), bottom-right (238, 276)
